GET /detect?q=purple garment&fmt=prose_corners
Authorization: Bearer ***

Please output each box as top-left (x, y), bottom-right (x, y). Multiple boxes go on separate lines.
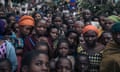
top-left (0, 20), bottom-right (5, 34)
top-left (0, 42), bottom-right (6, 58)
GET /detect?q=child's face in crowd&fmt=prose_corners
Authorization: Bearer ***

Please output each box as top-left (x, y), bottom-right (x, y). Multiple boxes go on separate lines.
top-left (56, 58), bottom-right (72, 72)
top-left (101, 32), bottom-right (112, 45)
top-left (20, 26), bottom-right (33, 36)
top-left (104, 19), bottom-right (114, 31)
top-left (35, 13), bottom-right (41, 21)
top-left (83, 10), bottom-right (91, 20)
top-left (29, 54), bottom-right (49, 72)
top-left (77, 55), bottom-right (89, 72)
top-left (84, 30), bottom-right (97, 46)
top-left (50, 28), bottom-right (59, 40)
top-left (54, 17), bottom-right (62, 27)
top-left (58, 42), bottom-right (69, 57)
top-left (68, 32), bottom-right (77, 45)
top-left (0, 61), bottom-right (11, 72)
top-left (35, 20), bottom-right (47, 36)
top-left (9, 16), bottom-right (16, 24)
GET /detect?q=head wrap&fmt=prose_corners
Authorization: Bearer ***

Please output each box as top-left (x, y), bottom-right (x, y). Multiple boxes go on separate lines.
top-left (111, 22), bottom-right (120, 33)
top-left (0, 20), bottom-right (5, 34)
top-left (108, 15), bottom-right (120, 22)
top-left (82, 25), bottom-right (99, 35)
top-left (18, 15), bottom-right (35, 26)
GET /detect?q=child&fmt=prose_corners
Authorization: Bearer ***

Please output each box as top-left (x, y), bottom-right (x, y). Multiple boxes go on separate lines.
top-left (21, 50), bottom-right (49, 72)
top-left (0, 58), bottom-right (12, 72)
top-left (54, 39), bottom-right (75, 69)
top-left (75, 54), bottom-right (89, 72)
top-left (56, 57), bottom-right (73, 72)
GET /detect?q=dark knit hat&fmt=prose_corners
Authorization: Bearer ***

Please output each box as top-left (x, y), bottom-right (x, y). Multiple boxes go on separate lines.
top-left (111, 22), bottom-right (120, 33)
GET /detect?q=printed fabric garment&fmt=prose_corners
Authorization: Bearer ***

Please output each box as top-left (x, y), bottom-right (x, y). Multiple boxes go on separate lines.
top-left (80, 50), bottom-right (102, 72)
top-left (0, 41), bottom-right (6, 58)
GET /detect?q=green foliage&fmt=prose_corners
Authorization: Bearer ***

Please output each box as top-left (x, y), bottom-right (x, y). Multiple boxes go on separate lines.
top-left (77, 0), bottom-right (120, 16)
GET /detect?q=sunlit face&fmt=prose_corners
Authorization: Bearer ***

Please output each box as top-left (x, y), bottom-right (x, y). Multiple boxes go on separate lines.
top-left (58, 42), bottom-right (69, 57)
top-left (56, 58), bottom-right (72, 72)
top-left (29, 54), bottom-right (49, 72)
top-left (84, 30), bottom-right (97, 46)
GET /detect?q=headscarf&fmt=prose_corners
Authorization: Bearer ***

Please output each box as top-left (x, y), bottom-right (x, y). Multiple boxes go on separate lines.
top-left (82, 25), bottom-right (99, 35)
top-left (0, 20), bottom-right (5, 34)
top-left (108, 15), bottom-right (120, 22)
top-left (111, 22), bottom-right (120, 33)
top-left (18, 15), bottom-right (35, 26)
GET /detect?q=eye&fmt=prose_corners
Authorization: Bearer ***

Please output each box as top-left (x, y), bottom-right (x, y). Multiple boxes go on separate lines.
top-left (35, 61), bottom-right (43, 66)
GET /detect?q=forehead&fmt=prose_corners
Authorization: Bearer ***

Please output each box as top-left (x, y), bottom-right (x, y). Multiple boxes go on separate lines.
top-left (59, 42), bottom-right (68, 46)
top-left (69, 32), bottom-right (77, 36)
top-left (58, 59), bottom-right (71, 66)
top-left (32, 54), bottom-right (48, 62)
top-left (84, 30), bottom-right (97, 36)
top-left (103, 32), bottom-right (111, 37)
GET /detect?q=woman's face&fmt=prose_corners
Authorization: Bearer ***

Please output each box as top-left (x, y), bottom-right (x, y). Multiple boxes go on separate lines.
top-left (84, 30), bottom-right (97, 46)
top-left (58, 42), bottom-right (69, 57)
top-left (56, 59), bottom-right (72, 72)
top-left (29, 54), bottom-right (49, 72)
top-left (50, 28), bottom-right (59, 40)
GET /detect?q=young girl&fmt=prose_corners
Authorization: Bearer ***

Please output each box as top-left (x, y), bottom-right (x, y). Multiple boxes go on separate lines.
top-left (21, 50), bottom-right (49, 72)
top-left (54, 39), bottom-right (75, 69)
top-left (0, 58), bottom-right (12, 72)
top-left (56, 57), bottom-right (73, 72)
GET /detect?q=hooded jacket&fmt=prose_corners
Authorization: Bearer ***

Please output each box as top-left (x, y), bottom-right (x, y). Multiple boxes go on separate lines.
top-left (100, 40), bottom-right (120, 72)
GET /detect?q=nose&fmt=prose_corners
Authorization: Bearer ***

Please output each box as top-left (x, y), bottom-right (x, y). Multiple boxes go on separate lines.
top-left (40, 27), bottom-right (45, 31)
top-left (88, 37), bottom-right (92, 40)
top-left (42, 64), bottom-right (48, 71)
top-left (62, 68), bottom-right (66, 72)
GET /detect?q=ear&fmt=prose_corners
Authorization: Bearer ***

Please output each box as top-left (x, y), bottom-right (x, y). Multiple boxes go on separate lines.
top-left (21, 66), bottom-right (29, 72)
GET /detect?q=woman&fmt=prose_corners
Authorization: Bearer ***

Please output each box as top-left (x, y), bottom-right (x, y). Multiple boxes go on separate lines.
top-left (79, 25), bottom-right (104, 72)
top-left (0, 19), bottom-right (17, 72)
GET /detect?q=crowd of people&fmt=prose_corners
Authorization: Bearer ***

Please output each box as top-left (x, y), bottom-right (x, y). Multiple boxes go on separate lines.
top-left (1, 0), bottom-right (120, 72)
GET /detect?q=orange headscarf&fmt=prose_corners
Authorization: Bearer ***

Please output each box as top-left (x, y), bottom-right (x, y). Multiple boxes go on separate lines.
top-left (18, 15), bottom-right (35, 26)
top-left (82, 25), bottom-right (99, 35)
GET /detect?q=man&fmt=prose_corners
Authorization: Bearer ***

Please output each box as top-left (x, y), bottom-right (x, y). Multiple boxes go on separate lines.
top-left (100, 22), bottom-right (120, 72)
